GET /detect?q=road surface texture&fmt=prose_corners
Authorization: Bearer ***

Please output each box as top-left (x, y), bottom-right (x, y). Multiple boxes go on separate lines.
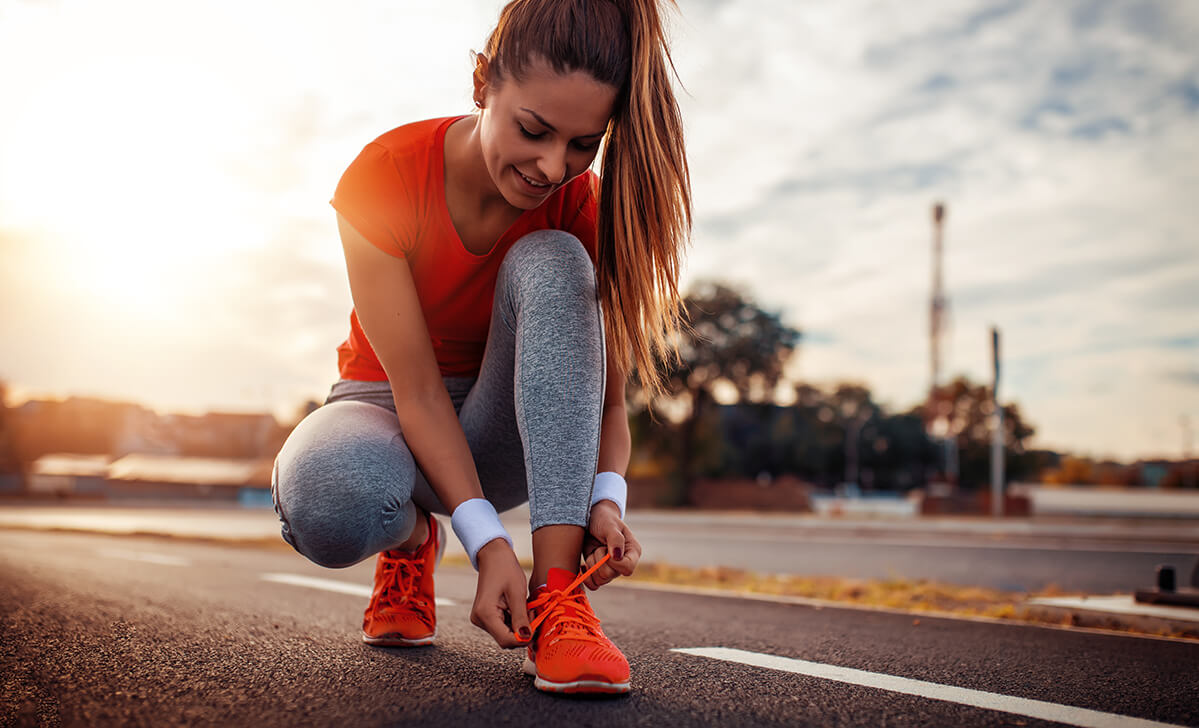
top-left (2, 529), bottom-right (1196, 727)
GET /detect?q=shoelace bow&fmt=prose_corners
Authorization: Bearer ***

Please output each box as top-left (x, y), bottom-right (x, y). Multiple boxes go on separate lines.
top-left (526, 553), bottom-right (613, 645)
top-left (377, 551), bottom-right (433, 625)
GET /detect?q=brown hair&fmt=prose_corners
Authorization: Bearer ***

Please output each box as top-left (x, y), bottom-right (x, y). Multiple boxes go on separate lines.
top-left (481, 0), bottom-right (692, 400)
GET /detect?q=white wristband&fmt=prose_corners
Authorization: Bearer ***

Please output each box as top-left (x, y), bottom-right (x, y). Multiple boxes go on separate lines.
top-left (450, 498), bottom-right (513, 570)
top-left (590, 472), bottom-right (628, 520)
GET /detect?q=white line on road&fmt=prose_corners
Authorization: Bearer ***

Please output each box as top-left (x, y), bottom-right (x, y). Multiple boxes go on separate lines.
top-left (98, 548), bottom-right (191, 567)
top-left (673, 647), bottom-right (1188, 728)
top-left (260, 573), bottom-right (455, 607)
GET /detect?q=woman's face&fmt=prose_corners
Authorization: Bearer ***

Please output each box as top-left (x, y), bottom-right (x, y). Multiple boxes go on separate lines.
top-left (475, 55), bottom-right (619, 210)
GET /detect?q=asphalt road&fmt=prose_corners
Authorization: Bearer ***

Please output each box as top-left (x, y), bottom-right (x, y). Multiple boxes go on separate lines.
top-left (623, 516), bottom-right (1199, 593)
top-left (2, 529), bottom-right (1197, 727)
top-left (4, 504), bottom-right (1196, 594)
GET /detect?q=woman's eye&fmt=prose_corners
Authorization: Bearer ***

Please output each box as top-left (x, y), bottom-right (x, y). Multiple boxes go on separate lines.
top-left (574, 141), bottom-right (600, 152)
top-left (518, 124), bottom-right (544, 140)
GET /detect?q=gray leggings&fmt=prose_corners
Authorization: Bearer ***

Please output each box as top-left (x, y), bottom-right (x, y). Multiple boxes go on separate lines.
top-left (272, 231), bottom-right (606, 568)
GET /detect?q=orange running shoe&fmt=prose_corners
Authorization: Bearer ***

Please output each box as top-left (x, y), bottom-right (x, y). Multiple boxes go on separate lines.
top-left (362, 511), bottom-right (445, 647)
top-left (522, 555), bottom-right (630, 694)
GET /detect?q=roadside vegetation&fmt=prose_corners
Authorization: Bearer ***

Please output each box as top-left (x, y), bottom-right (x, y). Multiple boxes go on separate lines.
top-left (442, 553), bottom-right (1197, 641)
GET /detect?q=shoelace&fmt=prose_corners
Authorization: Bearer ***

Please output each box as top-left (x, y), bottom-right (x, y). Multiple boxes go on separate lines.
top-left (376, 551), bottom-right (433, 626)
top-left (526, 553), bottom-right (613, 645)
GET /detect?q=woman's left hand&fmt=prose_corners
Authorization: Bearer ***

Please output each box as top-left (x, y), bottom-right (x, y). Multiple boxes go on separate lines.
top-left (581, 500), bottom-right (641, 590)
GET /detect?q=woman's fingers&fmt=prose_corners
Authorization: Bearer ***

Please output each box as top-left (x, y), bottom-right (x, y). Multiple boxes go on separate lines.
top-left (507, 583), bottom-right (532, 643)
top-left (581, 524), bottom-right (643, 590)
top-left (472, 541), bottom-right (531, 648)
top-left (582, 548), bottom-right (624, 590)
top-left (601, 520), bottom-right (626, 562)
top-left (612, 531), bottom-right (641, 576)
top-left (582, 546), bottom-right (605, 590)
top-left (474, 592), bottom-right (529, 648)
top-left (469, 598), bottom-right (513, 647)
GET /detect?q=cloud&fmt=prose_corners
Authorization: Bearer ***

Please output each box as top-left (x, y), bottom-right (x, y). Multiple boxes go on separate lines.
top-left (1, 0), bottom-right (1196, 460)
top-left (674, 0), bottom-right (1199, 459)
top-left (1167, 369), bottom-right (1199, 388)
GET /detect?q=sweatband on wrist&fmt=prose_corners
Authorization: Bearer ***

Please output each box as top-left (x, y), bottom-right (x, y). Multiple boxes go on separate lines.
top-left (590, 472), bottom-right (628, 519)
top-left (451, 498), bottom-right (513, 570)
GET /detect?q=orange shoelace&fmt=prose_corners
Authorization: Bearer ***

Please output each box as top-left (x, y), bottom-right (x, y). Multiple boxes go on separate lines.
top-left (377, 551), bottom-right (433, 626)
top-left (526, 553), bottom-right (613, 644)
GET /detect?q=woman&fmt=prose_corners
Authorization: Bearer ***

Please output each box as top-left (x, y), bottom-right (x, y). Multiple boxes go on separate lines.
top-left (272, 0), bottom-right (690, 696)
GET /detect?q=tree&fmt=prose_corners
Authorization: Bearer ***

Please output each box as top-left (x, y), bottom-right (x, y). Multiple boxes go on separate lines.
top-left (910, 375), bottom-right (1037, 489)
top-left (776, 383), bottom-right (936, 491)
top-left (629, 282), bottom-right (801, 501)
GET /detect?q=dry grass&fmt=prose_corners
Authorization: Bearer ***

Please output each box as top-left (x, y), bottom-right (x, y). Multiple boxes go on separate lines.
top-left (629, 562), bottom-right (1035, 619)
top-left (382, 552), bottom-right (1198, 640)
top-left (619, 561), bottom-right (1197, 640)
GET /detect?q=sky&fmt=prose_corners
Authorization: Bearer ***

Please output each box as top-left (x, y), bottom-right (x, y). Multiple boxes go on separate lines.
top-left (0, 0), bottom-right (1196, 461)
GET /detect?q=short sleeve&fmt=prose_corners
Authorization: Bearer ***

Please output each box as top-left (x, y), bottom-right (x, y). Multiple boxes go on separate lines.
top-left (330, 142), bottom-right (413, 258)
top-left (565, 171), bottom-right (600, 266)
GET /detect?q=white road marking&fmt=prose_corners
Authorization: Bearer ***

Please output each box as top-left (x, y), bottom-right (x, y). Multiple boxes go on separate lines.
top-left (673, 647), bottom-right (1188, 728)
top-left (260, 573), bottom-right (455, 607)
top-left (98, 548), bottom-right (191, 567)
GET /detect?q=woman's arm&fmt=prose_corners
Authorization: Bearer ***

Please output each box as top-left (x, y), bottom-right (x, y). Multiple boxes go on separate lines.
top-left (337, 213), bottom-right (484, 513)
top-left (596, 345), bottom-right (631, 475)
top-left (337, 213), bottom-right (530, 647)
top-left (581, 345), bottom-right (641, 590)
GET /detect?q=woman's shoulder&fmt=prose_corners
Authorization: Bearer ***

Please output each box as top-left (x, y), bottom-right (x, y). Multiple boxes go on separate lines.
top-left (366, 115), bottom-right (464, 159)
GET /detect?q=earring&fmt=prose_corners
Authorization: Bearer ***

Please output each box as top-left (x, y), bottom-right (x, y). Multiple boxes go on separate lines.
top-left (474, 99), bottom-right (484, 109)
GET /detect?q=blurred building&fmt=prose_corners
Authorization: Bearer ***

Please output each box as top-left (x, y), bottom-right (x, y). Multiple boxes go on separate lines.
top-left (107, 453), bottom-right (272, 505)
top-left (20, 452), bottom-right (273, 505)
top-left (9, 397), bottom-right (289, 464)
top-left (27, 453), bottom-right (110, 496)
top-left (5, 395), bottom-right (287, 506)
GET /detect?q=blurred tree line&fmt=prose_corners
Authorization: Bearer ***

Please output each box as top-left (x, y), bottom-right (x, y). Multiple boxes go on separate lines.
top-left (2, 281), bottom-right (1193, 495)
top-left (629, 282), bottom-right (1047, 503)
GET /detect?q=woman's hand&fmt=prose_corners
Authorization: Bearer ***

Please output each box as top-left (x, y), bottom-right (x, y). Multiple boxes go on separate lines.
top-left (470, 539), bottom-right (532, 648)
top-left (581, 500), bottom-right (641, 591)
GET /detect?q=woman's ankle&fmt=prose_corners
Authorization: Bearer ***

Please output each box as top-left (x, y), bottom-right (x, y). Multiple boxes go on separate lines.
top-left (529, 524), bottom-right (584, 589)
top-left (396, 505), bottom-right (429, 551)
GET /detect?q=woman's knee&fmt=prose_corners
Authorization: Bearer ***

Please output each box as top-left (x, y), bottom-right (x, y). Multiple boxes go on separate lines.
top-left (499, 230), bottom-right (597, 302)
top-left (272, 401), bottom-right (418, 568)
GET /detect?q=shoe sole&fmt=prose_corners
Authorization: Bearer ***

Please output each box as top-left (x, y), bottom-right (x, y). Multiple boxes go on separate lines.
top-left (362, 630), bottom-right (436, 647)
top-left (522, 657), bottom-right (630, 694)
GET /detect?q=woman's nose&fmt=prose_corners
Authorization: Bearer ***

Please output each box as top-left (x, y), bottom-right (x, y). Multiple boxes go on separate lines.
top-left (537, 146), bottom-right (567, 185)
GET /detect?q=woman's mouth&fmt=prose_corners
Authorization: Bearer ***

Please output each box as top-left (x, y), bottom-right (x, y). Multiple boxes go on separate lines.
top-left (515, 168), bottom-right (552, 194)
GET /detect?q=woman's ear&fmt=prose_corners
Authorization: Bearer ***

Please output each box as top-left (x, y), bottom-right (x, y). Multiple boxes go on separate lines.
top-left (472, 53), bottom-right (491, 108)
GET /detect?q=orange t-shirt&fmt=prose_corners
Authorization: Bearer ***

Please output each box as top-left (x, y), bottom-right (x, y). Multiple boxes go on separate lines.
top-left (330, 116), bottom-right (600, 381)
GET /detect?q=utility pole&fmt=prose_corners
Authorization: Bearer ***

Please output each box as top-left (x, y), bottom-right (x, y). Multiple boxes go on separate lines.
top-left (928, 202), bottom-right (957, 485)
top-left (1183, 415), bottom-right (1195, 489)
top-left (991, 327), bottom-right (1004, 517)
top-left (930, 203), bottom-right (947, 401)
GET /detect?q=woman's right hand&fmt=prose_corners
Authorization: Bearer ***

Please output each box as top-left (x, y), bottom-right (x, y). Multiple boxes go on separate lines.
top-left (470, 539), bottom-right (532, 648)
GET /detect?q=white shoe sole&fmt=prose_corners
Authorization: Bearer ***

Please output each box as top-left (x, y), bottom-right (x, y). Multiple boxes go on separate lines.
top-left (522, 657), bottom-right (630, 694)
top-left (363, 629), bottom-right (436, 647)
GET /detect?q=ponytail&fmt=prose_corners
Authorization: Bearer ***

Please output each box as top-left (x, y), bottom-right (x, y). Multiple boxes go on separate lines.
top-left (599, 0), bottom-right (692, 400)
top-left (482, 0), bottom-right (693, 400)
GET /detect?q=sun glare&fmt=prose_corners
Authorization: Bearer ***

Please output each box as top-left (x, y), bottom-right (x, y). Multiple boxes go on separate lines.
top-left (2, 57), bottom-right (254, 318)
